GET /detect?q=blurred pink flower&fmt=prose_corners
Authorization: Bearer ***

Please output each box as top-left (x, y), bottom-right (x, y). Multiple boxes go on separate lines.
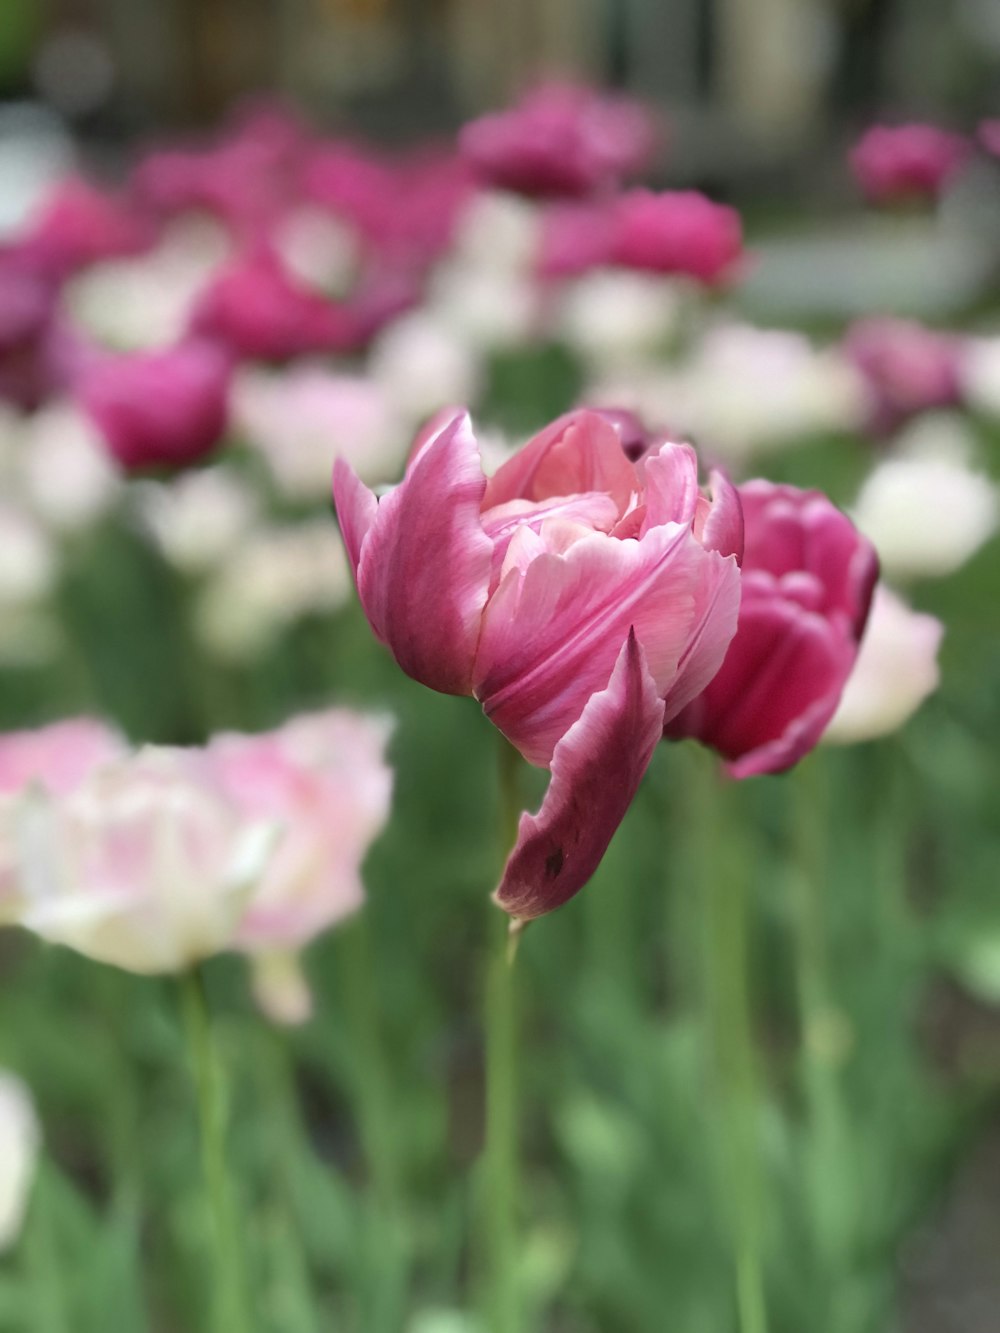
top-left (610, 190), bottom-right (745, 285)
top-left (18, 177), bottom-right (154, 279)
top-left (0, 718), bottom-right (124, 797)
top-left (79, 339), bottom-right (232, 471)
top-left (0, 253), bottom-right (61, 409)
top-left (849, 124), bottom-right (970, 205)
top-left (459, 84), bottom-right (655, 199)
top-left (537, 201), bottom-right (616, 278)
top-left (844, 317), bottom-right (964, 435)
top-left (335, 407), bottom-right (742, 917)
top-left (666, 481), bottom-right (877, 778)
top-left (979, 119), bottom-right (1000, 159)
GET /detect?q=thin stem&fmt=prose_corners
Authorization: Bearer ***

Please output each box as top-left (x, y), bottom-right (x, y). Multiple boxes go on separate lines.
top-left (696, 756), bottom-right (769, 1333)
top-left (481, 735), bottom-right (522, 1333)
top-left (179, 967), bottom-right (250, 1333)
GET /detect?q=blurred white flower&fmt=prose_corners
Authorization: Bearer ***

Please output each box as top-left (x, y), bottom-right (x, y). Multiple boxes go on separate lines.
top-left (824, 585), bottom-right (943, 744)
top-left (234, 364), bottom-right (405, 497)
top-left (556, 269), bottom-right (681, 370)
top-left (133, 465), bottom-right (258, 575)
top-left (369, 312), bottom-right (483, 423)
top-left (451, 189), bottom-right (542, 274)
top-left (8, 746), bottom-right (277, 973)
top-left (0, 501), bottom-right (57, 606)
top-left (851, 432), bottom-right (999, 580)
top-left (273, 206), bottom-right (360, 295)
top-left (428, 260), bottom-right (540, 352)
top-left (194, 521), bottom-right (351, 660)
top-left (961, 333), bottom-right (1000, 419)
top-left (590, 322), bottom-right (866, 467)
top-left (0, 1070), bottom-right (40, 1251)
top-left (18, 402), bottom-right (120, 532)
top-left (64, 217), bottom-right (228, 351)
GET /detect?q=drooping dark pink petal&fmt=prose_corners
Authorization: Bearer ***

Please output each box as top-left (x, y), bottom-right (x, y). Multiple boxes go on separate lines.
top-left (339, 410), bottom-right (493, 696)
top-left (494, 630), bottom-right (664, 920)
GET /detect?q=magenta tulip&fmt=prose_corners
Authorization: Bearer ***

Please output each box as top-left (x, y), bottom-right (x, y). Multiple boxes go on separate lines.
top-left (610, 190), bottom-right (745, 285)
top-left (844, 317), bottom-right (963, 435)
top-left (666, 481), bottom-right (877, 778)
top-left (335, 407), bottom-right (742, 918)
top-left (849, 124), bottom-right (970, 205)
top-left (79, 339), bottom-right (232, 471)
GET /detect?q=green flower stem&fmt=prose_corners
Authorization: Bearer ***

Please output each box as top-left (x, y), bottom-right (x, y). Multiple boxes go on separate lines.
top-left (695, 755), bottom-right (769, 1333)
top-left (179, 967), bottom-right (250, 1333)
top-left (482, 736), bottom-right (523, 1333)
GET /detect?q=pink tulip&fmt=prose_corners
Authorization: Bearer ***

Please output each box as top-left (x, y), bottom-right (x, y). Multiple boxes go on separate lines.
top-left (609, 190), bottom-right (745, 285)
top-left (18, 177), bottom-right (154, 279)
top-left (537, 201), bottom-right (616, 278)
top-left (79, 339), bottom-right (232, 471)
top-left (335, 407), bottom-right (742, 918)
top-left (0, 252), bottom-right (60, 409)
top-left (459, 84), bottom-right (655, 199)
top-left (666, 481), bottom-right (878, 778)
top-left (0, 718), bottom-right (124, 796)
top-left (849, 124), bottom-right (970, 205)
top-left (844, 317), bottom-right (963, 435)
top-left (979, 120), bottom-right (1000, 159)
top-left (209, 709), bottom-right (393, 952)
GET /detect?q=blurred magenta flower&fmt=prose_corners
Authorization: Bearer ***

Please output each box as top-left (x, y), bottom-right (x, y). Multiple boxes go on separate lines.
top-left (849, 124), bottom-right (970, 205)
top-left (0, 253), bottom-right (61, 408)
top-left (537, 201), bottom-right (616, 278)
top-left (79, 339), bottom-right (232, 471)
top-left (844, 317), bottom-right (964, 435)
top-left (335, 407), bottom-right (742, 917)
top-left (18, 177), bottom-right (154, 279)
top-left (979, 119), bottom-right (1000, 158)
top-left (459, 84), bottom-right (654, 199)
top-left (824, 584), bottom-right (943, 745)
top-left (610, 190), bottom-right (745, 285)
top-left (666, 481), bottom-right (877, 778)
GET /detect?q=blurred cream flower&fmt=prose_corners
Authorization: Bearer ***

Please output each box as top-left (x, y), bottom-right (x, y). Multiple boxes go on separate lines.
top-left (8, 746), bottom-right (277, 973)
top-left (427, 261), bottom-right (540, 352)
top-left (851, 423), bottom-right (999, 580)
top-left (132, 465), bottom-right (258, 575)
top-left (957, 333), bottom-right (1000, 420)
top-left (194, 521), bottom-right (351, 661)
top-left (824, 585), bottom-right (943, 745)
top-left (273, 206), bottom-right (360, 295)
top-left (556, 269), bottom-right (681, 370)
top-left (0, 501), bottom-right (57, 606)
top-left (234, 364), bottom-right (405, 497)
top-left (0, 1071), bottom-right (40, 1251)
top-left (64, 217), bottom-right (229, 351)
top-left (18, 401), bottom-right (120, 532)
top-left (451, 189), bottom-right (542, 274)
top-left (369, 311), bottom-right (483, 423)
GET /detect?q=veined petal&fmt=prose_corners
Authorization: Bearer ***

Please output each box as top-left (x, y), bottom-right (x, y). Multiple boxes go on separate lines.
top-left (494, 630), bottom-right (664, 920)
top-left (343, 409), bottom-right (493, 695)
top-left (474, 523), bottom-right (709, 765)
top-left (484, 409), bottom-right (637, 512)
top-left (332, 458), bottom-right (378, 578)
top-left (698, 468), bottom-right (744, 560)
top-left (639, 442), bottom-right (701, 532)
top-left (660, 549), bottom-right (742, 723)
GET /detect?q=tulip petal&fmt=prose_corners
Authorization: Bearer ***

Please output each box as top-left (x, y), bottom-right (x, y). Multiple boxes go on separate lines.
top-left (699, 468), bottom-right (744, 561)
top-left (484, 409), bottom-right (637, 512)
top-left (475, 523), bottom-right (734, 765)
top-left (336, 410), bottom-right (493, 696)
top-left (332, 458), bottom-right (378, 578)
top-left (494, 630), bottom-right (664, 920)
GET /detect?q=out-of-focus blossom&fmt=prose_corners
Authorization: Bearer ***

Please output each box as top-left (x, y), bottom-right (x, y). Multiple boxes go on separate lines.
top-left (459, 84), bottom-right (654, 198)
top-left (851, 430), bottom-right (998, 580)
top-left (824, 585), bottom-right (943, 744)
top-left (849, 124), bottom-right (970, 205)
top-left (234, 365), bottom-right (404, 497)
top-left (0, 252), bottom-right (62, 409)
top-left (17, 402), bottom-right (120, 532)
top-left (589, 323), bottom-right (866, 467)
top-left (273, 206), bottom-right (360, 295)
top-left (537, 200), bottom-right (616, 278)
top-left (610, 190), bottom-right (745, 286)
top-left (0, 1071), bottom-right (40, 1252)
top-left (0, 501), bottom-right (57, 608)
top-left (979, 120), bottom-right (1000, 159)
top-left (79, 339), bottom-right (232, 471)
top-left (369, 312), bottom-right (483, 423)
top-left (190, 247), bottom-right (359, 363)
top-left (209, 709), bottom-right (393, 1019)
top-left (451, 190), bottom-right (543, 275)
top-left (64, 218), bottom-right (229, 352)
top-left (667, 481), bottom-right (878, 778)
top-left (0, 717), bottom-right (124, 798)
top-left (17, 176), bottom-right (153, 278)
top-left (195, 522), bottom-right (351, 661)
top-left (335, 407), bottom-right (741, 917)
top-left (428, 262), bottom-right (541, 352)
top-left (132, 464), bottom-right (258, 574)
top-left (844, 317), bottom-right (964, 435)
top-left (3, 745), bottom-right (277, 973)
top-left (961, 334), bottom-right (1000, 419)
top-left (556, 269), bottom-right (681, 369)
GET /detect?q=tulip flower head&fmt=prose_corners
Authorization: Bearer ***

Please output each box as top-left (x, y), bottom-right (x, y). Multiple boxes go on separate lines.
top-left (849, 124), bottom-right (970, 205)
top-left (666, 481), bottom-right (878, 778)
top-left (335, 407), bottom-right (742, 918)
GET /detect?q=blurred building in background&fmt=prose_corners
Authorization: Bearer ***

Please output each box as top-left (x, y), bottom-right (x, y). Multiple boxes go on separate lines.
top-left (0, 0), bottom-right (997, 166)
